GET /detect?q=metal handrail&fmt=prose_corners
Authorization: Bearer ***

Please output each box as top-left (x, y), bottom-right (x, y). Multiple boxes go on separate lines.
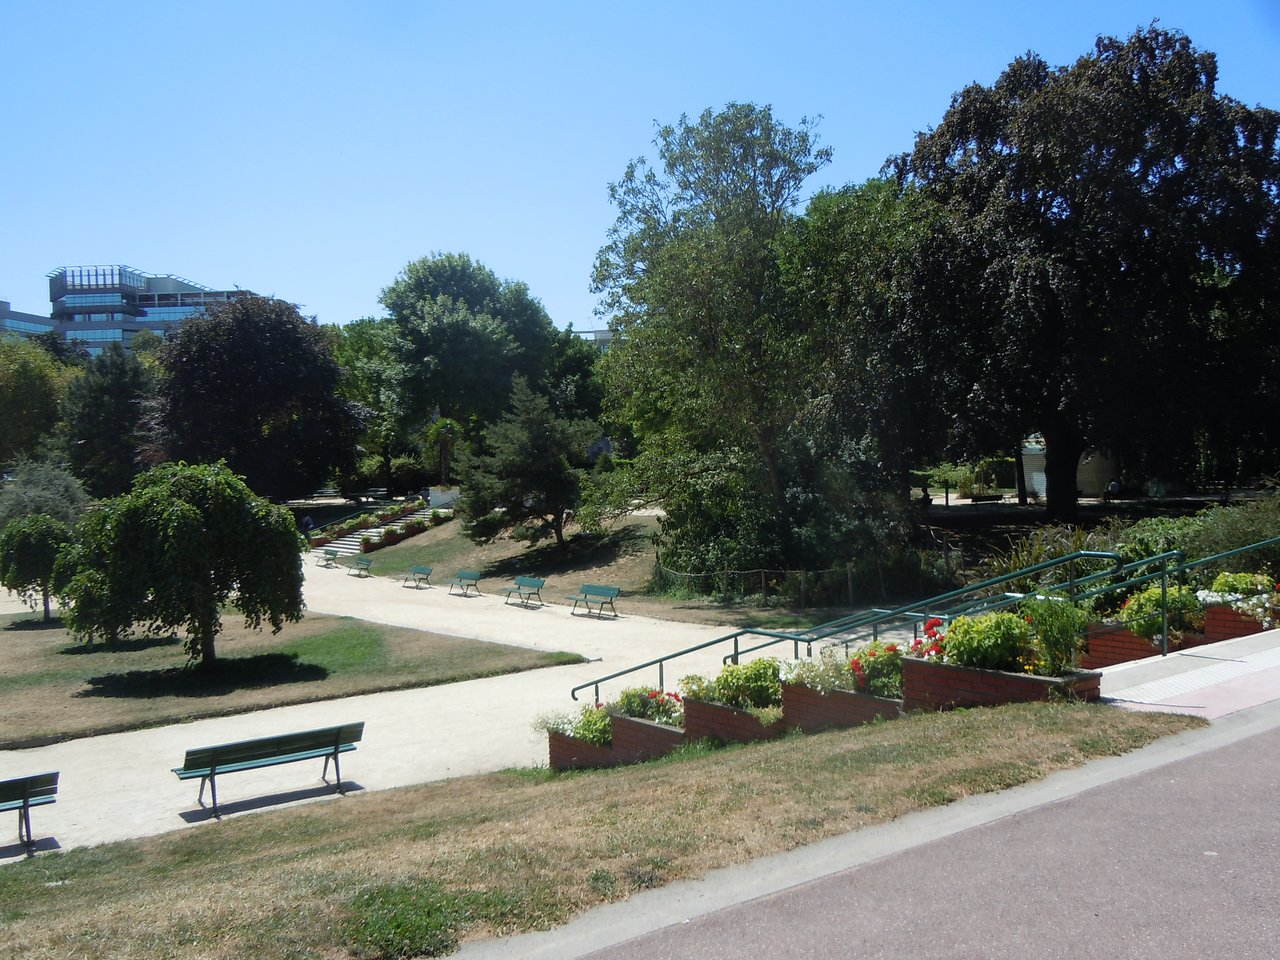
top-left (570, 550), bottom-right (1123, 701)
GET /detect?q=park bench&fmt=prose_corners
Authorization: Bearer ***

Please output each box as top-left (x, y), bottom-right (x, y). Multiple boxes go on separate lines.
top-left (402, 565), bottom-right (433, 588)
top-left (316, 548), bottom-right (339, 567)
top-left (567, 584), bottom-right (620, 618)
top-left (348, 557), bottom-right (373, 577)
top-left (172, 722), bottom-right (364, 816)
top-left (0, 771), bottom-right (59, 850)
top-left (501, 575), bottom-right (545, 606)
top-left (446, 570), bottom-right (482, 596)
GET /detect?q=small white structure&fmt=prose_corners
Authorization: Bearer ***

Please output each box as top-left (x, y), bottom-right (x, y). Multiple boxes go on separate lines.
top-left (1021, 439), bottom-right (1116, 499)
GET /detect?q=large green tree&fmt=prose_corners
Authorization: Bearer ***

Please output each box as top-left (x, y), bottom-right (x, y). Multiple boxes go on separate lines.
top-left (61, 342), bottom-right (153, 497)
top-left (57, 462), bottom-right (305, 669)
top-left (380, 253), bottom-right (558, 425)
top-left (0, 513), bottom-right (72, 621)
top-left (155, 297), bottom-right (363, 500)
top-left (457, 378), bottom-right (600, 548)
top-left (897, 26), bottom-right (1280, 519)
top-left (0, 460), bottom-right (90, 529)
top-left (0, 338), bottom-right (64, 466)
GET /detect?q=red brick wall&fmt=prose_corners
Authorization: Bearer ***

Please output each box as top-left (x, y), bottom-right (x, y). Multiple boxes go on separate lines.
top-left (1079, 623), bottom-right (1160, 669)
top-left (548, 731), bottom-right (618, 771)
top-left (683, 698), bottom-right (786, 746)
top-left (901, 657), bottom-right (1100, 712)
top-left (1202, 606), bottom-right (1264, 643)
top-left (781, 682), bottom-right (901, 732)
top-left (609, 715), bottom-right (684, 763)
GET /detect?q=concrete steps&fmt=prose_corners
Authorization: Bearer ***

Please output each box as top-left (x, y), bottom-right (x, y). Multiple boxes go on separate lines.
top-left (313, 508), bottom-right (440, 558)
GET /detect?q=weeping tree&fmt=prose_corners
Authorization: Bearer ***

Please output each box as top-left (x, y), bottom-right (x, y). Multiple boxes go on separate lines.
top-left (0, 513), bottom-right (72, 622)
top-left (57, 462), bottom-right (305, 669)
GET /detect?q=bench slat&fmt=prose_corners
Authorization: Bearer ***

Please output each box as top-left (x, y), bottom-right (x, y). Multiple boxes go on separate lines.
top-left (174, 723), bottom-right (364, 775)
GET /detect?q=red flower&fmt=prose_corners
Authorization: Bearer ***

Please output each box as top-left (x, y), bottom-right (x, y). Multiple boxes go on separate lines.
top-left (885, 644), bottom-right (898, 653)
top-left (648, 690), bottom-right (659, 699)
top-left (925, 617), bottom-right (943, 630)
top-left (670, 691), bottom-right (681, 701)
top-left (866, 649), bottom-right (877, 658)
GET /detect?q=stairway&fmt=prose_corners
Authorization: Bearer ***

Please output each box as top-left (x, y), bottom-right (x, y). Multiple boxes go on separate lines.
top-left (314, 508), bottom-right (438, 558)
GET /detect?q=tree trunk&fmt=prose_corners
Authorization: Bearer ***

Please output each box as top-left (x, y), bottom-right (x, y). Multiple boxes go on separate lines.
top-left (1041, 416), bottom-right (1084, 523)
top-left (1014, 440), bottom-right (1028, 506)
top-left (195, 618), bottom-right (218, 672)
top-left (42, 586), bottom-right (51, 622)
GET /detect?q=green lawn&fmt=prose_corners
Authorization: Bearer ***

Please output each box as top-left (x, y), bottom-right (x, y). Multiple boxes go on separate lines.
top-left (0, 611), bottom-right (582, 749)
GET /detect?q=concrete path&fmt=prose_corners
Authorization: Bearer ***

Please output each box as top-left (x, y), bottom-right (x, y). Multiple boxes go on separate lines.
top-left (0, 562), bottom-right (743, 862)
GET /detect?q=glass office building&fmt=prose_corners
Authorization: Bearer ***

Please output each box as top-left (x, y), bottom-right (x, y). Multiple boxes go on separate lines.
top-left (48, 265), bottom-right (256, 354)
top-left (0, 300), bottom-right (56, 340)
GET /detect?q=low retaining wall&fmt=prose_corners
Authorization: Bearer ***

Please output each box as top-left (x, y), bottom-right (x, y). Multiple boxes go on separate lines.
top-left (902, 657), bottom-right (1100, 712)
top-left (781, 682), bottom-right (901, 732)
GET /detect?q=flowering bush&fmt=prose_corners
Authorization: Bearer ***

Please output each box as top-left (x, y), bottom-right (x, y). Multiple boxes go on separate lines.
top-left (910, 617), bottom-right (947, 660)
top-left (1118, 584), bottom-right (1204, 642)
top-left (1198, 572), bottom-right (1280, 630)
top-left (613, 686), bottom-right (684, 727)
top-left (783, 641), bottom-right (903, 698)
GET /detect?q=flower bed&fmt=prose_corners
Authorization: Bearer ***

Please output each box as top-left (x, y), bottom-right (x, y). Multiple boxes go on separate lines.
top-left (901, 657), bottom-right (1100, 712)
top-left (780, 681), bottom-right (901, 732)
top-left (547, 730), bottom-right (619, 771)
top-left (1079, 622), bottom-right (1161, 669)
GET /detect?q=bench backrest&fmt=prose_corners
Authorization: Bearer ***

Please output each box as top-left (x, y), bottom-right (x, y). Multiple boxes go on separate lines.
top-left (411, 565), bottom-right (433, 575)
top-left (0, 772), bottom-right (59, 805)
top-left (513, 576), bottom-right (545, 588)
top-left (581, 584), bottom-right (619, 599)
top-left (179, 722), bottom-right (365, 773)
top-left (354, 557), bottom-right (373, 567)
top-left (453, 570), bottom-right (481, 582)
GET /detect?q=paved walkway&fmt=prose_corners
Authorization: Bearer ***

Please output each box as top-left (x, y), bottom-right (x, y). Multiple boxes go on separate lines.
top-left (3, 563), bottom-right (1279, 867)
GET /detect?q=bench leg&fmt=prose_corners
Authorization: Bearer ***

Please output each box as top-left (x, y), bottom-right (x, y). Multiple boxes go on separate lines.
top-left (17, 804), bottom-right (30, 847)
top-left (198, 774), bottom-right (220, 816)
top-left (323, 751), bottom-right (345, 794)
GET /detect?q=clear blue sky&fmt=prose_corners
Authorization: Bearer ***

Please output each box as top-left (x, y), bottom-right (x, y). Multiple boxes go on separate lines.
top-left (3, 1), bottom-right (1277, 330)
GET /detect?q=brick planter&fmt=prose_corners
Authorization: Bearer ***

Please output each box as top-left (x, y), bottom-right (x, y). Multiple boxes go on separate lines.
top-left (901, 657), bottom-right (1101, 712)
top-left (1202, 605), bottom-right (1265, 643)
top-left (780, 681), bottom-right (902, 732)
top-left (1079, 622), bottom-right (1162, 669)
top-left (547, 730), bottom-right (618, 771)
top-left (609, 715), bottom-right (685, 763)
top-left (682, 698), bottom-right (786, 746)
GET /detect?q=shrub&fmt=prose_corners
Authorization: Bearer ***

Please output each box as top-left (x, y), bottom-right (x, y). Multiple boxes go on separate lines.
top-left (1210, 571), bottom-right (1274, 596)
top-left (942, 612), bottom-right (1031, 671)
top-left (536, 702), bottom-right (612, 746)
top-left (848, 638), bottom-right (904, 698)
top-left (1199, 572), bottom-right (1280, 630)
top-left (1019, 594), bottom-right (1090, 676)
top-left (679, 658), bottom-right (782, 710)
top-left (782, 646), bottom-right (852, 695)
top-left (1118, 585), bottom-right (1204, 642)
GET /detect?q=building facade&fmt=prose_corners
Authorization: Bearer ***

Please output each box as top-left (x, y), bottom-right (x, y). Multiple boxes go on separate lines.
top-left (47, 265), bottom-right (256, 354)
top-left (0, 300), bottom-right (55, 340)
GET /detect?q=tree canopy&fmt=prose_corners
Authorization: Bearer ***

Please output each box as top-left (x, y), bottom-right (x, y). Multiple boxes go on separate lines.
top-left (155, 297), bottom-right (364, 500)
top-left (57, 462), bottom-right (305, 669)
top-left (0, 338), bottom-right (65, 466)
top-left (0, 460), bottom-right (90, 530)
top-left (60, 342), bottom-right (153, 497)
top-left (896, 25), bottom-right (1280, 518)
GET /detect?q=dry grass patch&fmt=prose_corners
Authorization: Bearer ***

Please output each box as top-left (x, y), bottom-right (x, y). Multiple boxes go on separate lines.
top-left (0, 611), bottom-right (581, 748)
top-left (0, 702), bottom-right (1203, 958)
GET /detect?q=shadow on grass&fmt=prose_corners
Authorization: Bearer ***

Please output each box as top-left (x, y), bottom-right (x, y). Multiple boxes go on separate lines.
top-left (77, 653), bottom-right (330, 699)
top-left (58, 634), bottom-right (184, 655)
top-left (480, 524), bottom-right (652, 580)
top-left (3, 616), bottom-right (65, 632)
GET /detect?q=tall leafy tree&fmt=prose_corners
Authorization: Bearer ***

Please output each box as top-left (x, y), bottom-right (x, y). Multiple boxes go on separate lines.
top-left (155, 297), bottom-right (364, 500)
top-left (457, 378), bottom-right (600, 548)
top-left (380, 253), bottom-right (558, 425)
top-left (61, 342), bottom-right (152, 497)
top-left (0, 338), bottom-right (64, 465)
top-left (0, 460), bottom-right (90, 529)
top-left (0, 513), bottom-right (72, 621)
top-left (897, 26), bottom-right (1280, 519)
top-left (57, 462), bottom-right (305, 669)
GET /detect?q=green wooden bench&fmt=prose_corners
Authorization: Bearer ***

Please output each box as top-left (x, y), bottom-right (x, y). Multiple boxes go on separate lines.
top-left (402, 565), bottom-right (433, 588)
top-left (316, 548), bottom-right (339, 567)
top-left (172, 722), bottom-right (364, 816)
top-left (348, 557), bottom-right (373, 577)
top-left (0, 771), bottom-right (59, 850)
top-left (501, 575), bottom-right (545, 606)
top-left (567, 584), bottom-right (620, 617)
top-left (446, 570), bottom-right (482, 596)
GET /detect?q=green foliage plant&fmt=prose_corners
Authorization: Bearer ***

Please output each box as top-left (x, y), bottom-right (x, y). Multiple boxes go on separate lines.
top-left (942, 612), bottom-right (1032, 672)
top-left (0, 513), bottom-right (72, 621)
top-left (1019, 594), bottom-right (1089, 676)
top-left (849, 638), bottom-right (904, 697)
top-left (1117, 585), bottom-right (1205, 642)
top-left (782, 646), bottom-right (853, 695)
top-left (1201, 572), bottom-right (1280, 630)
top-left (679, 658), bottom-right (781, 711)
top-left (536, 702), bottom-right (612, 746)
top-left (0, 460), bottom-right (90, 529)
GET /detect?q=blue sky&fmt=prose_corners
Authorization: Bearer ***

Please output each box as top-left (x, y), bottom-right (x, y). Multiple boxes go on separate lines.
top-left (3, 1), bottom-right (1278, 330)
